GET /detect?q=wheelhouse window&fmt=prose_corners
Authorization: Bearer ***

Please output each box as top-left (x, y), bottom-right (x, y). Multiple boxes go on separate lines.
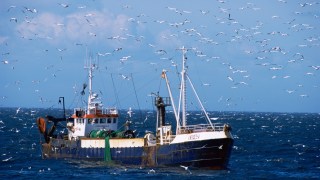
top-left (88, 118), bottom-right (93, 124)
top-left (76, 118), bottom-right (84, 124)
top-left (100, 118), bottom-right (106, 123)
top-left (94, 118), bottom-right (98, 124)
top-left (113, 118), bottom-right (117, 123)
top-left (107, 118), bottom-right (112, 123)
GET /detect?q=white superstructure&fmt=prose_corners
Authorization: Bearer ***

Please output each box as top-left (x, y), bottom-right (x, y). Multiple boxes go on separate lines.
top-left (68, 62), bottom-right (119, 139)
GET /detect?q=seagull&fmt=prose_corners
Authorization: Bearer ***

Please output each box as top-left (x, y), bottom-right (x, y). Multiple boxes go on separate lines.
top-left (166, 6), bottom-right (177, 11)
top-left (57, 48), bottom-right (66, 52)
top-left (310, 65), bottom-right (320, 70)
top-left (200, 10), bottom-right (210, 15)
top-left (2, 157), bottom-right (12, 162)
top-left (16, 107), bottom-right (21, 115)
top-left (180, 165), bottom-right (188, 170)
top-left (1, 60), bottom-right (9, 64)
top-left (218, 145), bottom-right (223, 149)
top-left (58, 3), bottom-right (69, 8)
top-left (55, 23), bottom-right (64, 27)
top-left (144, 115), bottom-right (148, 123)
top-left (127, 107), bottom-right (133, 118)
top-left (286, 90), bottom-right (295, 94)
top-left (97, 52), bottom-right (111, 56)
top-left (180, 165), bottom-right (192, 174)
top-left (237, 81), bottom-right (248, 85)
top-left (270, 46), bottom-right (281, 52)
top-left (113, 47), bottom-right (122, 52)
top-left (120, 56), bottom-right (131, 62)
top-left (127, 17), bottom-right (135, 22)
top-left (227, 76), bottom-right (234, 82)
top-left (216, 32), bottom-right (225, 36)
top-left (154, 20), bottom-right (166, 24)
top-left (24, 7), bottom-right (37, 13)
top-left (269, 67), bottom-right (282, 70)
top-left (300, 94), bottom-right (308, 98)
top-left (7, 5), bottom-right (16, 12)
top-left (122, 4), bottom-right (132, 9)
top-left (228, 13), bottom-right (234, 20)
top-left (84, 13), bottom-right (95, 17)
top-left (120, 74), bottom-right (130, 80)
top-left (88, 32), bottom-right (96, 37)
top-left (148, 169), bottom-right (156, 174)
top-left (155, 49), bottom-right (167, 55)
top-left (10, 17), bottom-right (17, 23)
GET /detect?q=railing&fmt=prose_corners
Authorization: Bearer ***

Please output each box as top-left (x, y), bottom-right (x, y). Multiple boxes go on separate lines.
top-left (74, 108), bottom-right (85, 117)
top-left (179, 123), bottom-right (225, 134)
top-left (154, 97), bottom-right (171, 106)
top-left (156, 123), bottom-right (228, 145)
top-left (73, 108), bottom-right (118, 116)
top-left (157, 135), bottom-right (176, 145)
top-left (105, 108), bottom-right (118, 115)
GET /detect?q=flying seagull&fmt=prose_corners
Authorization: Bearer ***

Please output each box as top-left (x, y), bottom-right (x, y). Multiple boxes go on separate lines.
top-left (180, 165), bottom-right (192, 174)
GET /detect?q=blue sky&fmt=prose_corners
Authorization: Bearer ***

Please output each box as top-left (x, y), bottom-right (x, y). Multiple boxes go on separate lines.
top-left (0, 0), bottom-right (319, 113)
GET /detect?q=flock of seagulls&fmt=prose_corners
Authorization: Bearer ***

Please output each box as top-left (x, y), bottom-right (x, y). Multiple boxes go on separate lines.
top-left (1, 1), bottom-right (319, 111)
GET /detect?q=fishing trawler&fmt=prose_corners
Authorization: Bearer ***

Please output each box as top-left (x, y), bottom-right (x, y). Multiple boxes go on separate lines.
top-left (36, 47), bottom-right (233, 169)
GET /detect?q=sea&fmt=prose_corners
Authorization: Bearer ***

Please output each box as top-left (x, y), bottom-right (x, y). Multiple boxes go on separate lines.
top-left (0, 107), bottom-right (319, 179)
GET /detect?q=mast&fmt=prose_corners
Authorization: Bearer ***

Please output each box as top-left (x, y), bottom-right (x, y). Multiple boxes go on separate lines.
top-left (181, 47), bottom-right (187, 127)
top-left (162, 70), bottom-right (180, 133)
top-left (162, 47), bottom-right (214, 134)
top-left (85, 59), bottom-right (94, 113)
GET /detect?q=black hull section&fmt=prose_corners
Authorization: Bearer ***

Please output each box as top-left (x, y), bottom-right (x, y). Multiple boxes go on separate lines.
top-left (156, 138), bottom-right (233, 169)
top-left (42, 138), bottom-right (233, 169)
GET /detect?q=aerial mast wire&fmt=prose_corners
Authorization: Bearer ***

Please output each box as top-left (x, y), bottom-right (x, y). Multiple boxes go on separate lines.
top-left (130, 73), bottom-right (143, 121)
top-left (161, 70), bottom-right (180, 134)
top-left (111, 73), bottom-right (122, 109)
top-left (186, 75), bottom-right (214, 129)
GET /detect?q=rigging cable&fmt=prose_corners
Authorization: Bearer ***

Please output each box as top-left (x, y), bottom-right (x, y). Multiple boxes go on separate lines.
top-left (186, 74), bottom-right (213, 128)
top-left (158, 74), bottom-right (162, 94)
top-left (130, 73), bottom-right (143, 121)
top-left (111, 73), bottom-right (122, 109)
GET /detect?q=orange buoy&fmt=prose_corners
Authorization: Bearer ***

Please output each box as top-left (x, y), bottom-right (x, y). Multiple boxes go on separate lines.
top-left (36, 117), bottom-right (46, 134)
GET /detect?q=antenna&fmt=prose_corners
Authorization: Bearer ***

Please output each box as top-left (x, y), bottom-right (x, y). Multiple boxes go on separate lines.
top-left (58, 97), bottom-right (66, 122)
